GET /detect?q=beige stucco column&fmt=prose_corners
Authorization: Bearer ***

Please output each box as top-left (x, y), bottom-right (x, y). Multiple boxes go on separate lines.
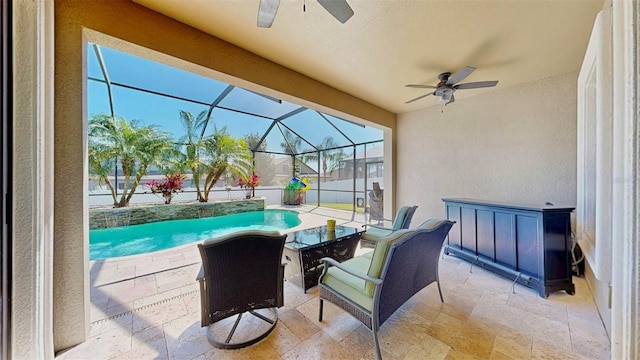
top-left (12, 0), bottom-right (55, 358)
top-left (610, 0), bottom-right (640, 357)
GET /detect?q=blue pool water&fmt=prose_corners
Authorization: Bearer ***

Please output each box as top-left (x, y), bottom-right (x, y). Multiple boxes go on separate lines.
top-left (90, 210), bottom-right (300, 260)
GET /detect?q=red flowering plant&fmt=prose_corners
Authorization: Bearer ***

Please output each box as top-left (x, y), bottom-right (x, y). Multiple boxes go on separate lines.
top-left (237, 173), bottom-right (259, 198)
top-left (146, 172), bottom-right (186, 204)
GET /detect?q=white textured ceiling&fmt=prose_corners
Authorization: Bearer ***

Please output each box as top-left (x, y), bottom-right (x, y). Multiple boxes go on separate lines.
top-left (134, 0), bottom-right (603, 114)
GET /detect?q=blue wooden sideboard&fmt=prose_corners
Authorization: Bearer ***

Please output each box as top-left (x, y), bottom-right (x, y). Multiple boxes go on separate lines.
top-left (442, 198), bottom-right (575, 298)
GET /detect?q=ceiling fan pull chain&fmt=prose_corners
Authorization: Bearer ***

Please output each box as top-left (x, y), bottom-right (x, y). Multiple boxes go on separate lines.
top-left (303, 0), bottom-right (306, 12)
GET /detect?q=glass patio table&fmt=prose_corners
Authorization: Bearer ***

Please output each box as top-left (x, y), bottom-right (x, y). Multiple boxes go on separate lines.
top-left (283, 225), bottom-right (364, 292)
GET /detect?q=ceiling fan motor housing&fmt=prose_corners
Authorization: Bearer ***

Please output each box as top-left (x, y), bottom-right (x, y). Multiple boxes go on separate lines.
top-left (438, 72), bottom-right (452, 81)
top-left (434, 87), bottom-right (454, 97)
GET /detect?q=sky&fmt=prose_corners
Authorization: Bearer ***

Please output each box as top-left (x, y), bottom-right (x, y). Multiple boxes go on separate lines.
top-left (87, 44), bottom-right (383, 159)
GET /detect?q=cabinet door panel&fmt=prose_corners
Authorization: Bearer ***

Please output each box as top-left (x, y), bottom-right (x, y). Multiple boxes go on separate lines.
top-left (495, 212), bottom-right (516, 268)
top-left (476, 210), bottom-right (494, 260)
top-left (447, 205), bottom-right (462, 248)
top-left (516, 215), bottom-right (539, 275)
top-left (461, 208), bottom-right (477, 253)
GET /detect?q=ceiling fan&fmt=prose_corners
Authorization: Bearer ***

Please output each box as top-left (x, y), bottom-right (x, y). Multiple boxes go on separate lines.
top-left (405, 66), bottom-right (498, 105)
top-left (258, 0), bottom-right (354, 28)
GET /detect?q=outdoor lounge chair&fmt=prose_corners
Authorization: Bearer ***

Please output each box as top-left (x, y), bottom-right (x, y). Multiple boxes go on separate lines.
top-left (196, 230), bottom-right (287, 349)
top-left (360, 205), bottom-right (418, 248)
top-left (318, 219), bottom-right (455, 360)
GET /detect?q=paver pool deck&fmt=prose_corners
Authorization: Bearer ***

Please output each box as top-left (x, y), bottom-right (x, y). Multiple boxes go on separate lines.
top-left (58, 205), bottom-right (610, 360)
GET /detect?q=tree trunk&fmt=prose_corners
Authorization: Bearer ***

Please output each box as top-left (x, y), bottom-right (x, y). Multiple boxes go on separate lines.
top-left (201, 171), bottom-right (215, 202)
top-left (124, 169), bottom-right (145, 205)
top-left (192, 166), bottom-right (203, 201)
top-left (118, 173), bottom-right (132, 207)
top-left (116, 196), bottom-right (127, 208)
top-left (202, 167), bottom-right (225, 202)
top-left (100, 174), bottom-right (118, 205)
top-left (115, 165), bottom-right (145, 208)
top-left (323, 160), bottom-right (327, 182)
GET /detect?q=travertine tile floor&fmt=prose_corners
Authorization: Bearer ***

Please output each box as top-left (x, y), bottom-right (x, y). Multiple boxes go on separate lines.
top-left (58, 205), bottom-right (610, 359)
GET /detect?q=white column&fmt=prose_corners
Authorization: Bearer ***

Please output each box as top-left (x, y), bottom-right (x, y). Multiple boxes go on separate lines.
top-left (11, 0), bottom-right (55, 358)
top-left (611, 0), bottom-right (639, 358)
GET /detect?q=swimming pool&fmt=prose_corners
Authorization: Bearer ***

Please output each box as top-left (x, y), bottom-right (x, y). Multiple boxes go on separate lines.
top-left (90, 210), bottom-right (300, 260)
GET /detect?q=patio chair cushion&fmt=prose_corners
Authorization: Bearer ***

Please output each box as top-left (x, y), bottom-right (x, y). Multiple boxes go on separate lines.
top-left (322, 221), bottom-right (444, 305)
top-left (361, 206), bottom-right (418, 249)
top-left (322, 255), bottom-right (374, 311)
top-left (363, 219), bottom-right (445, 296)
top-left (391, 206), bottom-right (411, 230)
top-left (318, 218), bottom-right (455, 360)
top-left (363, 226), bottom-right (394, 239)
top-left (365, 229), bottom-right (412, 295)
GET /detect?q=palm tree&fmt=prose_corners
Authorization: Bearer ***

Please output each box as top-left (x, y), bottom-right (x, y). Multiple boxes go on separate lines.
top-left (88, 114), bottom-right (176, 207)
top-left (245, 133), bottom-right (276, 186)
top-left (306, 136), bottom-right (345, 181)
top-left (177, 110), bottom-right (208, 201)
top-left (198, 126), bottom-right (253, 202)
top-left (279, 129), bottom-right (307, 178)
top-left (88, 142), bottom-right (117, 203)
top-left (279, 129), bottom-right (302, 155)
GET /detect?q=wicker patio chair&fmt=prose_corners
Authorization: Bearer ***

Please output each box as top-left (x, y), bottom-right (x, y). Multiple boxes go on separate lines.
top-left (196, 230), bottom-right (287, 349)
top-left (318, 219), bottom-right (455, 359)
top-left (360, 205), bottom-right (418, 248)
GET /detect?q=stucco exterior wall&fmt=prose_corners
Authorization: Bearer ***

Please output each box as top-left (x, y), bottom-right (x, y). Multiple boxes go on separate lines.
top-left (397, 71), bottom-right (603, 326)
top-left (13, 1), bottom-right (42, 352)
top-left (396, 72), bottom-right (578, 225)
top-left (396, 71), bottom-right (613, 326)
top-left (54, 0), bottom-right (395, 352)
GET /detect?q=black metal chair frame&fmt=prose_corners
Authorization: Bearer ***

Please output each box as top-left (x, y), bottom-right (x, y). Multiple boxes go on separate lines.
top-left (197, 231), bottom-right (287, 349)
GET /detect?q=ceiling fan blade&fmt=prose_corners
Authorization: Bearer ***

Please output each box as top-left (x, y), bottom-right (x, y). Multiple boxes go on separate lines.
top-left (405, 84), bottom-right (437, 89)
top-left (317, 0), bottom-right (354, 24)
top-left (405, 92), bottom-right (435, 104)
top-left (257, 0), bottom-right (280, 28)
top-left (446, 66), bottom-right (476, 85)
top-left (454, 80), bottom-right (499, 90)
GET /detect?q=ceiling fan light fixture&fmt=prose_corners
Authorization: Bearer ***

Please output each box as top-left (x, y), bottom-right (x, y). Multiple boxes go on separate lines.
top-left (437, 89), bottom-right (453, 104)
top-left (404, 66), bottom-right (498, 105)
